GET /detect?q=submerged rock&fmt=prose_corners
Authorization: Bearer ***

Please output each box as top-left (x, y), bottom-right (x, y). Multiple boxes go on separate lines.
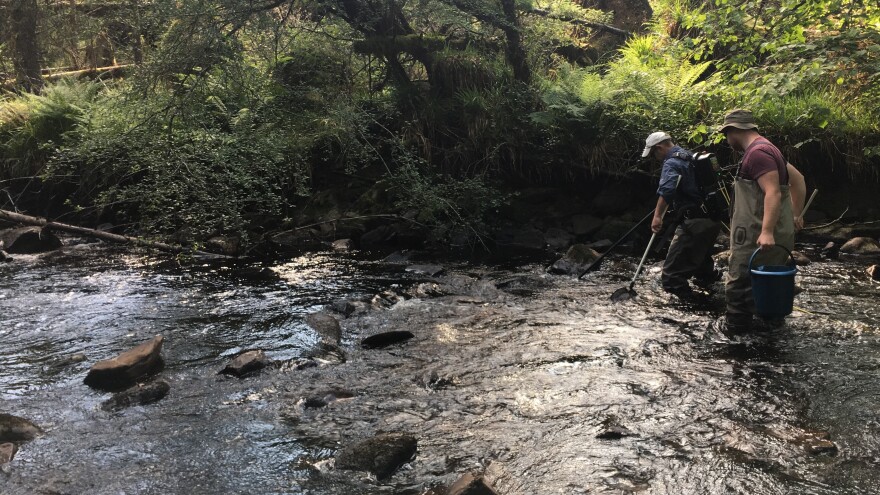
top-left (361, 331), bottom-right (414, 349)
top-left (449, 472), bottom-right (499, 495)
top-left (329, 299), bottom-right (358, 317)
top-left (335, 432), bottom-right (417, 480)
top-left (840, 237), bottom-right (880, 254)
top-left (84, 335), bottom-right (164, 390)
top-left (549, 244), bottom-right (601, 275)
top-left (405, 264), bottom-right (445, 277)
top-left (305, 312), bottom-right (342, 345)
top-left (220, 350), bottom-right (271, 377)
top-left (0, 227), bottom-right (62, 254)
top-left (331, 239), bottom-right (354, 251)
top-left (302, 389), bottom-right (356, 409)
top-left (0, 413), bottom-right (43, 442)
top-left (371, 290), bottom-right (404, 309)
top-left (101, 379), bottom-right (170, 411)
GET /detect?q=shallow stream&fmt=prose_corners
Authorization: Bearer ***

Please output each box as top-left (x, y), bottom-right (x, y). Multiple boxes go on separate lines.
top-left (1, 239), bottom-right (879, 494)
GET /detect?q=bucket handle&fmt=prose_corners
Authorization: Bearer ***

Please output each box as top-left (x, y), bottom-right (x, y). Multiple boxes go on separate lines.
top-left (748, 245), bottom-right (796, 272)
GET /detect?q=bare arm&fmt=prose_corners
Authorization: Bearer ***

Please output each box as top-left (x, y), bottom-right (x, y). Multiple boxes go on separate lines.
top-left (787, 162), bottom-right (806, 231)
top-left (757, 171), bottom-right (782, 249)
top-left (652, 196), bottom-right (669, 233)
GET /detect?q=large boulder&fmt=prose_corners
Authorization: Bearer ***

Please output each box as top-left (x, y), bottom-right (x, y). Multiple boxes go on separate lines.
top-left (549, 244), bottom-right (601, 275)
top-left (335, 433), bottom-right (417, 480)
top-left (544, 227), bottom-right (574, 251)
top-left (331, 239), bottom-right (354, 251)
top-left (840, 237), bottom-right (880, 254)
top-left (101, 380), bottom-right (171, 412)
top-left (84, 335), bottom-right (164, 390)
top-left (0, 227), bottom-right (62, 254)
top-left (0, 413), bottom-right (43, 442)
top-left (305, 312), bottom-right (342, 345)
top-left (204, 236), bottom-right (241, 256)
top-left (220, 350), bottom-right (271, 377)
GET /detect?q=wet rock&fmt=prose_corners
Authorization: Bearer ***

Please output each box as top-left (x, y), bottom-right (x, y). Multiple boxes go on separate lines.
top-left (411, 282), bottom-right (446, 298)
top-left (571, 214), bottom-right (603, 236)
top-left (820, 241), bottom-right (839, 259)
top-left (868, 265), bottom-right (880, 281)
top-left (362, 331), bottom-right (415, 349)
top-left (449, 472), bottom-right (499, 495)
top-left (83, 335), bottom-right (164, 390)
top-left (101, 379), bottom-right (171, 411)
top-left (220, 349), bottom-right (271, 377)
top-left (276, 357), bottom-right (319, 372)
top-left (329, 299), bottom-right (357, 317)
top-left (794, 430), bottom-right (838, 456)
top-left (303, 389), bottom-right (356, 409)
top-left (0, 247), bottom-right (11, 262)
top-left (544, 227), bottom-right (574, 251)
top-left (382, 250), bottom-right (414, 264)
top-left (360, 224), bottom-right (397, 248)
top-left (840, 237), bottom-right (880, 254)
top-left (371, 290), bottom-right (404, 309)
top-left (331, 239), bottom-right (354, 251)
top-left (205, 236), bottom-right (240, 256)
top-left (791, 250), bottom-right (811, 266)
top-left (305, 312), bottom-right (342, 345)
top-left (418, 370), bottom-right (457, 390)
top-left (548, 244), bottom-right (601, 275)
top-left (405, 264), bottom-right (445, 277)
top-left (0, 442), bottom-right (17, 464)
top-left (46, 352), bottom-right (88, 371)
top-left (0, 413), bottom-right (43, 442)
top-left (303, 342), bottom-right (347, 365)
top-left (335, 432), bottom-right (417, 480)
top-left (0, 227), bottom-right (62, 254)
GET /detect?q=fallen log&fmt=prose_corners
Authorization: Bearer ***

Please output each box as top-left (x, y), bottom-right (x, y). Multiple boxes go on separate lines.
top-left (0, 209), bottom-right (227, 257)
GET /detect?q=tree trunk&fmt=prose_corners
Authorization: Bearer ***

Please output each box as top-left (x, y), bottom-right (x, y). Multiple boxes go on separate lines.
top-left (10, 0), bottom-right (42, 92)
top-left (499, 0), bottom-right (530, 84)
top-left (0, 209), bottom-right (227, 257)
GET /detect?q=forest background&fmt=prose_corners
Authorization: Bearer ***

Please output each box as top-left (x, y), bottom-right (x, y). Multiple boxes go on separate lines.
top-left (1, 0), bottom-right (879, 253)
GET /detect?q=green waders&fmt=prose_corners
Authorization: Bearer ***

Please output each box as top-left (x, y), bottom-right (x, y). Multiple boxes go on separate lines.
top-left (726, 178), bottom-right (795, 318)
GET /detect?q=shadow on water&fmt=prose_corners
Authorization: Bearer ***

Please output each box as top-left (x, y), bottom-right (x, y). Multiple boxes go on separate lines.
top-left (1, 240), bottom-right (879, 494)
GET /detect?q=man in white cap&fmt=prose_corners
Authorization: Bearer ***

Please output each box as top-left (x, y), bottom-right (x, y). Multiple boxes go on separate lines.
top-left (719, 109), bottom-right (806, 332)
top-left (643, 132), bottom-right (722, 297)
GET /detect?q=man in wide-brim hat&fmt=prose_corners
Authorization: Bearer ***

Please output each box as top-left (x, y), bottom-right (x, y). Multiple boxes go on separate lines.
top-left (719, 109), bottom-right (805, 332)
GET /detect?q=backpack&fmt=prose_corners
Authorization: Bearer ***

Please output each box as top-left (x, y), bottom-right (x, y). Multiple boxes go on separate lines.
top-left (673, 151), bottom-right (729, 220)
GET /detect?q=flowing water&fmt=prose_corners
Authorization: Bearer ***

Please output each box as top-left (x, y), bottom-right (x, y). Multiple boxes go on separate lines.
top-left (1, 238), bottom-right (879, 494)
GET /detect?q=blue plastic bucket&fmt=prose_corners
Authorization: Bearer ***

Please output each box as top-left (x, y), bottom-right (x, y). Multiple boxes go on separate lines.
top-left (749, 246), bottom-right (797, 318)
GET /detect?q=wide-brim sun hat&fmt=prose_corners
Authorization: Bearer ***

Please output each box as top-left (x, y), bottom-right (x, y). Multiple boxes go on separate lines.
top-left (641, 131), bottom-right (672, 157)
top-left (719, 109), bottom-right (759, 133)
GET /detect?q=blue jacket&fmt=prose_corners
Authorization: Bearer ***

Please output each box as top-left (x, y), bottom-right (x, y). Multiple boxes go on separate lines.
top-left (657, 146), bottom-right (703, 209)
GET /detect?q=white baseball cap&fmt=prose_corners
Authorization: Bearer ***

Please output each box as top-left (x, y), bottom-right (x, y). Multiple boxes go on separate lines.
top-left (641, 131), bottom-right (672, 157)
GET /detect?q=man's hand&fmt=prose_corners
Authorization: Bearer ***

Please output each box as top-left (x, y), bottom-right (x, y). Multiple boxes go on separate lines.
top-left (757, 230), bottom-right (775, 250)
top-left (651, 215), bottom-right (663, 233)
top-left (793, 215), bottom-right (804, 232)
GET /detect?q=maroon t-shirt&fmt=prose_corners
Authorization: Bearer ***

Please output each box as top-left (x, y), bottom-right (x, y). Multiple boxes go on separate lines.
top-left (740, 137), bottom-right (789, 184)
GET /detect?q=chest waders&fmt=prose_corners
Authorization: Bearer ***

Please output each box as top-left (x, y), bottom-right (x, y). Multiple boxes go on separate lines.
top-left (726, 178), bottom-right (795, 316)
